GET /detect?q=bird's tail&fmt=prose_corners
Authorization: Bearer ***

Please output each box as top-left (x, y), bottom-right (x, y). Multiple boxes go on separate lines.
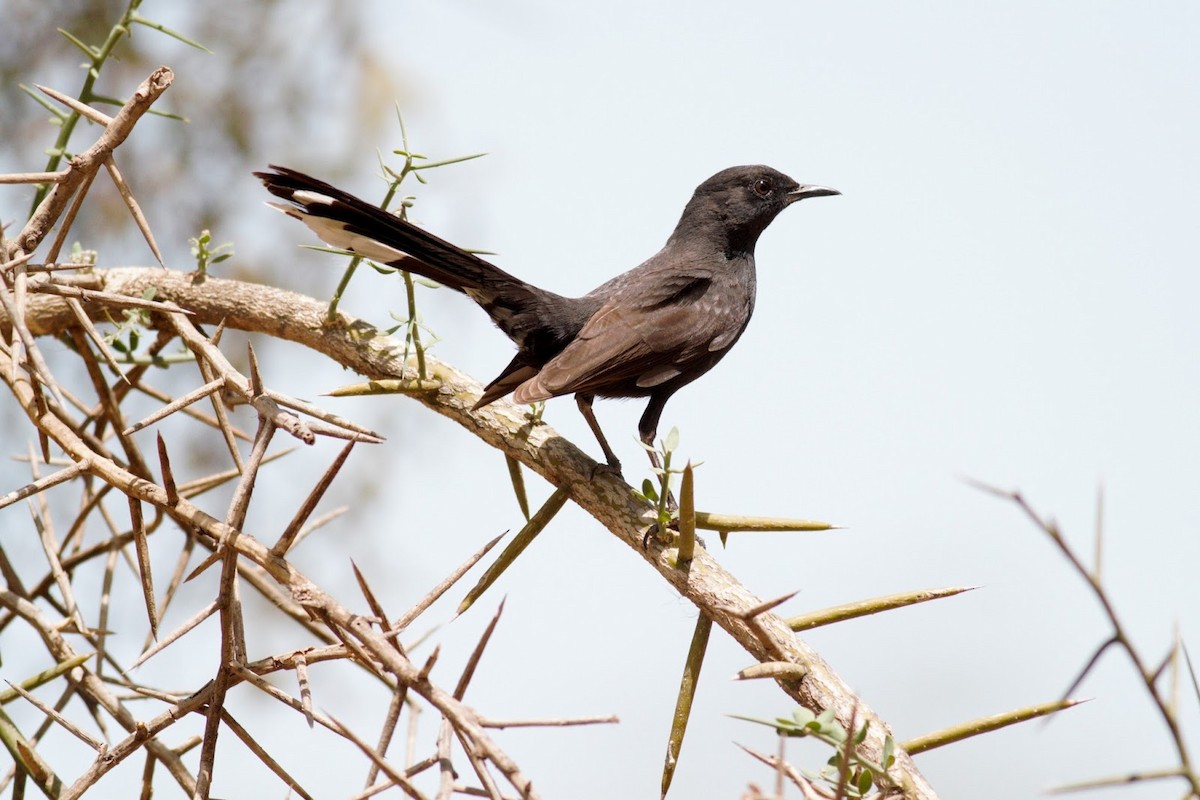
top-left (255, 166), bottom-right (545, 320)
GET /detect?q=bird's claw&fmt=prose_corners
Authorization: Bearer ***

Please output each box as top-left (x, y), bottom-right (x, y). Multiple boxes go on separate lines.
top-left (589, 460), bottom-right (623, 481)
top-left (641, 517), bottom-right (680, 549)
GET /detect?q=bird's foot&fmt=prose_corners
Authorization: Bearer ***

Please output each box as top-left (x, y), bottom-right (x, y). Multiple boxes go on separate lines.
top-left (589, 459), bottom-right (623, 481)
top-left (641, 517), bottom-right (679, 549)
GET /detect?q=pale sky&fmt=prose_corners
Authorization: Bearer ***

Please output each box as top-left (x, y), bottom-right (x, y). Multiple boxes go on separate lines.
top-left (344, 4), bottom-right (1200, 798)
top-left (3, 2), bottom-right (1198, 798)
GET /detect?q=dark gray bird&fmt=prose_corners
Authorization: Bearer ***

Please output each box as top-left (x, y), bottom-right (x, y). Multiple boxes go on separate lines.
top-left (256, 165), bottom-right (838, 473)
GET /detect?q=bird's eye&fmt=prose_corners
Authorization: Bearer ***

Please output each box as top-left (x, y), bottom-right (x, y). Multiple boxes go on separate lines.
top-left (752, 178), bottom-right (772, 197)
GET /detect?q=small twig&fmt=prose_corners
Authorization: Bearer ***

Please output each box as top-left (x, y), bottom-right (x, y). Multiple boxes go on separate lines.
top-left (31, 281), bottom-right (190, 314)
top-left (786, 586), bottom-right (978, 632)
top-left (454, 600), bottom-right (506, 700)
top-left (219, 710), bottom-right (314, 800)
top-left (6, 680), bottom-right (104, 751)
top-left (156, 433), bottom-right (179, 504)
top-left (328, 713), bottom-right (429, 800)
top-left (43, 163), bottom-right (100, 266)
top-left (0, 459), bottom-right (88, 512)
top-left (393, 534), bottom-right (504, 633)
top-left (733, 662), bottom-right (809, 682)
top-left (693, 512), bottom-right (837, 534)
top-left (196, 352), bottom-right (244, 470)
top-left (103, 156), bottom-right (164, 266)
top-left (1046, 766), bottom-right (1188, 794)
top-left (266, 388), bottom-right (383, 440)
top-left (738, 591), bottom-right (800, 621)
top-left (834, 704), bottom-right (858, 800)
top-left (736, 742), bottom-right (817, 797)
top-left (902, 698), bottom-right (1087, 755)
top-left (450, 726), bottom-right (505, 800)
top-left (237, 665), bottom-right (346, 735)
top-left (0, 274), bottom-right (65, 407)
top-left (0, 654), bottom-right (92, 704)
top-left (272, 438), bottom-right (357, 556)
top-left (133, 379), bottom-right (254, 442)
top-left (34, 83), bottom-right (115, 126)
top-left (661, 612), bottom-right (713, 799)
top-left (168, 312), bottom-right (315, 445)
top-left (0, 172), bottom-right (67, 185)
top-left (124, 378), bottom-right (225, 435)
top-left (291, 506), bottom-right (349, 549)
top-left (17, 68), bottom-right (173, 258)
top-left (435, 719), bottom-right (456, 800)
top-left (457, 488), bottom-right (569, 616)
top-left (65, 296), bottom-right (126, 378)
top-left (677, 462), bottom-right (696, 563)
top-left (504, 455), bottom-right (530, 521)
top-left (477, 715), bottom-right (620, 729)
top-left (128, 600), bottom-right (219, 671)
top-left (981, 483), bottom-right (1200, 795)
top-left (295, 653), bottom-right (314, 727)
top-left (128, 496), bottom-right (159, 639)
top-left (30, 483), bottom-right (87, 633)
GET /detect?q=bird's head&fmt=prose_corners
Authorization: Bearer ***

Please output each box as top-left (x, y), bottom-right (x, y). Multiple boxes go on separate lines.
top-left (671, 165), bottom-right (839, 256)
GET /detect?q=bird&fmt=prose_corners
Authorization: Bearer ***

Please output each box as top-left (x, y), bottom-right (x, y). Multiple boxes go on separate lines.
top-left (256, 164), bottom-right (838, 474)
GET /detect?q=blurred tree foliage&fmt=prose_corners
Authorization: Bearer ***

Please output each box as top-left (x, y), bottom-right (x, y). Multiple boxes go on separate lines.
top-left (0, 0), bottom-right (405, 272)
top-left (1, 0), bottom-right (413, 481)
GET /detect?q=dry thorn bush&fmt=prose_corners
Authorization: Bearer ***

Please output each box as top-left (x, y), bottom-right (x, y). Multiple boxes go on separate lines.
top-left (0, 68), bottom-right (937, 799)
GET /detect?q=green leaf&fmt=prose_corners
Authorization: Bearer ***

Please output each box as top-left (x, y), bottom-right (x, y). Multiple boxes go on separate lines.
top-left (87, 93), bottom-right (125, 108)
top-left (856, 770), bottom-right (874, 794)
top-left (146, 108), bottom-right (188, 122)
top-left (664, 426), bottom-right (680, 452)
top-left (57, 28), bottom-right (99, 59)
top-left (128, 11), bottom-right (214, 53)
top-left (19, 84), bottom-right (67, 117)
top-left (409, 152), bottom-right (488, 171)
top-left (641, 479), bottom-right (658, 502)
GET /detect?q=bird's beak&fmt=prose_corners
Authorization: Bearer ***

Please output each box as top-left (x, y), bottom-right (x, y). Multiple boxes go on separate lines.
top-left (787, 184), bottom-right (841, 202)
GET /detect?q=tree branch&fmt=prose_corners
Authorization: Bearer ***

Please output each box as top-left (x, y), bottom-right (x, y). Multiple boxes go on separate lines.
top-left (2, 265), bottom-right (936, 798)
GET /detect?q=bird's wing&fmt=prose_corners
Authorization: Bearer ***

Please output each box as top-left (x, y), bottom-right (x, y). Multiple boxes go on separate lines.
top-left (512, 270), bottom-right (736, 402)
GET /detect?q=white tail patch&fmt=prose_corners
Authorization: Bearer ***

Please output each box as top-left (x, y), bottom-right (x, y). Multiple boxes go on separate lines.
top-left (292, 189), bottom-right (335, 207)
top-left (296, 214), bottom-right (409, 265)
top-left (266, 201), bottom-right (303, 221)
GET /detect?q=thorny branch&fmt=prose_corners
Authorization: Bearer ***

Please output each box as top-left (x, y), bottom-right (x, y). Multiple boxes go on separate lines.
top-left (1, 70), bottom-right (562, 800)
top-left (1, 260), bottom-right (936, 799)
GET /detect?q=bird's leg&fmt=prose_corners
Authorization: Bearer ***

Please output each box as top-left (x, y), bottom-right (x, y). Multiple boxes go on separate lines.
top-left (575, 393), bottom-right (622, 476)
top-left (639, 427), bottom-right (663, 470)
top-left (638, 394), bottom-right (677, 511)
